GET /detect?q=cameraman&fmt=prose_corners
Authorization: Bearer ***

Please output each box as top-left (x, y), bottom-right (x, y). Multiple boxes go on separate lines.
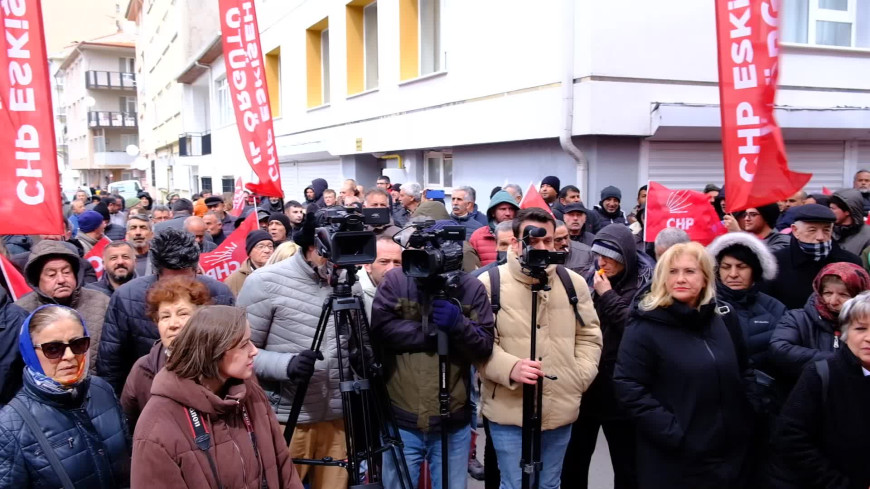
top-left (478, 207), bottom-right (602, 489)
top-left (237, 210), bottom-right (351, 489)
top-left (359, 235), bottom-right (402, 317)
top-left (371, 225), bottom-right (495, 489)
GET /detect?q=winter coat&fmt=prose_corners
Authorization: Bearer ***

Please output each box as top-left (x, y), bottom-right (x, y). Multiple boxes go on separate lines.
top-left (236, 252), bottom-right (348, 424)
top-left (131, 369), bottom-right (303, 489)
top-left (717, 283), bottom-right (786, 374)
top-left (371, 269), bottom-right (494, 432)
top-left (592, 206), bottom-right (628, 233)
top-left (85, 271), bottom-right (139, 298)
top-left (2, 235), bottom-right (32, 256)
top-left (0, 288), bottom-right (27, 404)
top-left (478, 249), bottom-right (602, 430)
top-left (765, 236), bottom-right (861, 309)
top-left (15, 241), bottom-right (110, 374)
top-left (570, 229), bottom-right (596, 247)
top-left (96, 274), bottom-right (234, 394)
top-left (764, 231), bottom-right (792, 252)
top-left (450, 213), bottom-right (484, 234)
top-left (468, 191), bottom-right (519, 266)
top-left (772, 346), bottom-right (870, 489)
top-left (310, 178), bottom-right (328, 208)
top-left (565, 240), bottom-right (595, 275)
top-left (120, 341), bottom-right (165, 430)
top-left (0, 375), bottom-right (130, 488)
top-left (614, 301), bottom-right (754, 489)
top-left (152, 211), bottom-right (192, 235)
top-left (769, 296), bottom-right (840, 385)
top-left (831, 189), bottom-right (870, 256)
top-left (225, 258), bottom-right (255, 297)
top-left (104, 223), bottom-right (126, 242)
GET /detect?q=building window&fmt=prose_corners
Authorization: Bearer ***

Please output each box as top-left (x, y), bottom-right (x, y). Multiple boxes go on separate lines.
top-left (120, 96), bottom-right (137, 113)
top-left (306, 18), bottom-right (330, 108)
top-left (346, 1), bottom-right (379, 95)
top-left (783, 0), bottom-right (869, 48)
top-left (151, 160), bottom-right (156, 187)
top-left (222, 176), bottom-right (235, 193)
top-left (215, 76), bottom-right (232, 125)
top-left (265, 47), bottom-right (281, 117)
top-left (400, 0), bottom-right (444, 80)
top-left (93, 133), bottom-right (106, 153)
top-left (423, 151), bottom-right (452, 190)
top-left (201, 176), bottom-right (213, 193)
top-left (119, 57), bottom-right (135, 73)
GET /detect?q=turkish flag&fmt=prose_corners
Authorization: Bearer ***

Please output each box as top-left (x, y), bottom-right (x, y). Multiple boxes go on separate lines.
top-left (0, 0), bottom-right (65, 235)
top-left (84, 237), bottom-right (112, 279)
top-left (519, 183), bottom-right (555, 217)
top-left (231, 177), bottom-right (245, 217)
top-left (714, 0), bottom-right (811, 212)
top-left (200, 212), bottom-right (259, 282)
top-left (645, 182), bottom-right (727, 246)
top-left (0, 254), bottom-right (30, 301)
top-left (822, 186), bottom-right (832, 195)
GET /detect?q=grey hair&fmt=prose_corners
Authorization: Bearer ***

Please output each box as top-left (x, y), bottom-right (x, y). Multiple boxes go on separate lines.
top-left (127, 215), bottom-right (152, 228)
top-left (654, 227), bottom-right (690, 254)
top-left (503, 183), bottom-right (523, 197)
top-left (151, 204), bottom-right (170, 214)
top-left (454, 186), bottom-right (476, 203)
top-left (400, 182), bottom-right (422, 202)
top-left (554, 219), bottom-right (566, 228)
top-left (495, 220), bottom-right (514, 234)
top-left (839, 291), bottom-right (870, 341)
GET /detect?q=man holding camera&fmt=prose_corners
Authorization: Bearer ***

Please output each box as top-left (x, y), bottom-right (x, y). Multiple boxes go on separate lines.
top-left (478, 207), bottom-right (602, 489)
top-left (371, 227), bottom-right (495, 489)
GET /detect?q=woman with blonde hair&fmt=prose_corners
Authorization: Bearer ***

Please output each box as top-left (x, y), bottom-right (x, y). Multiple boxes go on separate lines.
top-left (266, 240), bottom-right (299, 266)
top-left (131, 305), bottom-right (302, 488)
top-left (614, 242), bottom-right (754, 489)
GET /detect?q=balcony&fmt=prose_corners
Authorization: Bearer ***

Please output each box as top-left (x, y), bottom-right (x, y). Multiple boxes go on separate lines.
top-left (85, 71), bottom-right (136, 90)
top-left (93, 151), bottom-right (135, 168)
top-left (178, 132), bottom-right (212, 156)
top-left (88, 111), bottom-right (137, 128)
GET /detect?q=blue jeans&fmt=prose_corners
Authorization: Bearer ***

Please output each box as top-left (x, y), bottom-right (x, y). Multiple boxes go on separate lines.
top-left (488, 421), bottom-right (572, 489)
top-left (382, 424), bottom-right (471, 489)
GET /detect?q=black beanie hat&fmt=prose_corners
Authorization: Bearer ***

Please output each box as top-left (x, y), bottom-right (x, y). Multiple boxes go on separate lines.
top-left (600, 185), bottom-right (622, 203)
top-left (717, 244), bottom-right (763, 282)
top-left (755, 203), bottom-right (781, 230)
top-left (269, 212), bottom-right (292, 234)
top-left (245, 230), bottom-right (273, 255)
top-left (93, 202), bottom-right (110, 222)
top-left (541, 176), bottom-right (561, 191)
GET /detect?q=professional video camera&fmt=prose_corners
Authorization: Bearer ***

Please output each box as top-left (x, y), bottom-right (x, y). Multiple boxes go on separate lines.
top-left (520, 225), bottom-right (567, 270)
top-left (400, 219), bottom-right (466, 279)
top-left (315, 206), bottom-right (391, 266)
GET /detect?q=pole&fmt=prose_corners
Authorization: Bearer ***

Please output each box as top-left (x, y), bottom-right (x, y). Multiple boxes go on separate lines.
top-left (521, 275), bottom-right (546, 489)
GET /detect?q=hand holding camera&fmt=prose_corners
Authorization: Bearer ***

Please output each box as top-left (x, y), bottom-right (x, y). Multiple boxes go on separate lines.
top-left (431, 299), bottom-right (462, 334)
top-left (287, 349), bottom-right (324, 381)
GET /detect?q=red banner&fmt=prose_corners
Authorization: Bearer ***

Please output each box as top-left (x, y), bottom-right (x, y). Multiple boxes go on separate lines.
top-left (200, 212), bottom-right (258, 281)
top-left (219, 0), bottom-right (283, 198)
top-left (644, 182), bottom-right (726, 246)
top-left (519, 183), bottom-right (555, 217)
top-left (231, 177), bottom-right (245, 217)
top-left (0, 253), bottom-right (30, 300)
top-left (84, 237), bottom-right (112, 279)
top-left (0, 0), bottom-right (64, 235)
top-left (715, 0), bottom-right (811, 213)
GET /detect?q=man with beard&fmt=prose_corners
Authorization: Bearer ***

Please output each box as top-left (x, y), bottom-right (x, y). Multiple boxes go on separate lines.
top-left (853, 169), bottom-right (870, 212)
top-left (86, 241), bottom-right (137, 296)
top-left (125, 216), bottom-right (153, 275)
top-left (555, 220), bottom-right (595, 274)
top-left (202, 212), bottom-right (226, 246)
top-left (283, 200), bottom-right (305, 231)
top-left (592, 186), bottom-right (628, 232)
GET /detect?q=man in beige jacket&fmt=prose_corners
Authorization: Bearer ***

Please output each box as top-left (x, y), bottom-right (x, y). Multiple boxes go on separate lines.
top-left (478, 207), bottom-right (602, 489)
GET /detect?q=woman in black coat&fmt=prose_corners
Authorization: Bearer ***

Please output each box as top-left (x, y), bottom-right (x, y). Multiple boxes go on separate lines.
top-left (773, 291), bottom-right (870, 489)
top-left (614, 242), bottom-right (754, 489)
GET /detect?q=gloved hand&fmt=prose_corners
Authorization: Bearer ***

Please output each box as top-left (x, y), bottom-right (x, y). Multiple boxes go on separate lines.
top-left (286, 350), bottom-right (323, 381)
top-left (432, 299), bottom-right (463, 334)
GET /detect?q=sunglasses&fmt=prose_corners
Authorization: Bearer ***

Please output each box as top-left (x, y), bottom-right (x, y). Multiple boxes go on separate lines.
top-left (35, 337), bottom-right (90, 360)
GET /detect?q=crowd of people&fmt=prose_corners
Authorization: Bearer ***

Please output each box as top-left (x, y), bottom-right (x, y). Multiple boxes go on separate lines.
top-left (1, 170), bottom-right (870, 489)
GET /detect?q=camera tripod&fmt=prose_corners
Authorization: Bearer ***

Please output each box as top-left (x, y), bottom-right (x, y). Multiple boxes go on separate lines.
top-left (521, 267), bottom-right (551, 489)
top-left (283, 270), bottom-right (414, 489)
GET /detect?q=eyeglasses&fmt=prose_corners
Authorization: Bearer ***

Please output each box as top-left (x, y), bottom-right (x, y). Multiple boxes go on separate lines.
top-left (743, 212), bottom-right (760, 219)
top-left (254, 243), bottom-right (274, 251)
top-left (35, 337), bottom-right (90, 360)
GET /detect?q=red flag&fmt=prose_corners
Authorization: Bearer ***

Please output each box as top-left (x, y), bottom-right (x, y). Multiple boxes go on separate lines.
top-left (714, 0), bottom-right (811, 213)
top-left (200, 212), bottom-right (259, 282)
top-left (822, 186), bottom-right (832, 196)
top-left (219, 0), bottom-right (283, 198)
top-left (0, 254), bottom-right (30, 300)
top-left (519, 183), bottom-right (554, 217)
top-left (0, 0), bottom-right (64, 235)
top-left (84, 237), bottom-right (112, 279)
top-left (231, 177), bottom-right (245, 217)
top-left (645, 182), bottom-right (727, 246)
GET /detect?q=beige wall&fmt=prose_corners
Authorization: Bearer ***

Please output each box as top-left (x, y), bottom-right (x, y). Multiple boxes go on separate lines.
top-left (41, 0), bottom-right (123, 55)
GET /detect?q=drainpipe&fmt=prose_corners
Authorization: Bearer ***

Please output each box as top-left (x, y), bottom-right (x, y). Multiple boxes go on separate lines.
top-left (559, 0), bottom-right (589, 201)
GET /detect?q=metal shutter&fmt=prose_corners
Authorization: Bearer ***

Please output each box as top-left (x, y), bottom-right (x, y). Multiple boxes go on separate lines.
top-left (647, 141), bottom-right (845, 193)
top-left (279, 159), bottom-right (342, 202)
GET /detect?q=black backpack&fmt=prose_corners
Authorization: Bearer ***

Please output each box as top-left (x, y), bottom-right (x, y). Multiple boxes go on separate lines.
top-left (487, 265), bottom-right (585, 327)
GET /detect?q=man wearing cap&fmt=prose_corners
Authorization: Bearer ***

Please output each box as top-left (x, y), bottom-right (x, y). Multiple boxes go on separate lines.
top-left (205, 195), bottom-right (236, 236)
top-left (564, 202), bottom-right (595, 246)
top-left (92, 201), bottom-right (127, 241)
top-left (267, 213), bottom-right (293, 244)
top-left (592, 186), bottom-right (628, 233)
top-left (765, 203), bottom-right (862, 309)
top-left (74, 210), bottom-right (107, 254)
top-left (829, 188), bottom-right (870, 256)
top-left (540, 176), bottom-right (560, 207)
top-left (225, 230), bottom-right (274, 297)
top-left (469, 190), bottom-right (519, 266)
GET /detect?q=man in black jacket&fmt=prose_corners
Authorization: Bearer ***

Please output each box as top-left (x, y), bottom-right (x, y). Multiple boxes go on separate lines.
top-left (0, 287), bottom-right (27, 404)
top-left (765, 204), bottom-right (861, 309)
top-left (96, 228), bottom-right (234, 394)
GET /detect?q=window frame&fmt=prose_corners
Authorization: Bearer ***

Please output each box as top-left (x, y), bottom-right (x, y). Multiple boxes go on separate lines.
top-left (423, 150), bottom-right (453, 192)
top-left (214, 76), bottom-right (233, 126)
top-left (809, 0), bottom-right (858, 47)
top-left (363, 1), bottom-right (379, 90)
top-left (418, 0), bottom-right (443, 76)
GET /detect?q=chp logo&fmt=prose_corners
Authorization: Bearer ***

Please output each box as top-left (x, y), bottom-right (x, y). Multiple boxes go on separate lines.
top-left (665, 190), bottom-right (694, 230)
top-left (200, 242), bottom-right (242, 281)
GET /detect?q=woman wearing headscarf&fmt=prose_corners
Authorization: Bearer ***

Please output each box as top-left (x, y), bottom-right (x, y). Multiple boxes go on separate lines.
top-left (0, 305), bottom-right (130, 488)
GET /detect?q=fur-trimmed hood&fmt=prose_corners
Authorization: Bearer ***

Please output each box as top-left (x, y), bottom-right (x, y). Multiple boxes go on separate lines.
top-left (707, 232), bottom-right (778, 282)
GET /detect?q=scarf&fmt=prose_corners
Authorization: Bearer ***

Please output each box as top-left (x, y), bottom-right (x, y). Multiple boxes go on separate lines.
top-left (19, 305), bottom-right (90, 388)
top-left (797, 239), bottom-right (833, 261)
top-left (812, 262), bottom-right (870, 321)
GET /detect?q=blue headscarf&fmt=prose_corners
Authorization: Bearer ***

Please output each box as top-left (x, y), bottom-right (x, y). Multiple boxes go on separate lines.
top-left (19, 305), bottom-right (89, 390)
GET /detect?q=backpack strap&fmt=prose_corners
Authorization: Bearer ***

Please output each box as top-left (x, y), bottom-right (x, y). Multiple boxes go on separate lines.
top-left (9, 398), bottom-right (76, 489)
top-left (555, 266), bottom-right (585, 327)
top-left (814, 359), bottom-right (830, 405)
top-left (488, 266), bottom-right (501, 318)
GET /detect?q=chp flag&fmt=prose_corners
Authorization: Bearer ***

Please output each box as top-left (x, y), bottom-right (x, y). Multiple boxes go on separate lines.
top-left (231, 177), bottom-right (246, 217)
top-left (714, 0), bottom-right (811, 213)
top-left (219, 0), bottom-right (283, 198)
top-left (0, 253), bottom-right (30, 300)
top-left (200, 212), bottom-right (258, 281)
top-left (0, 0), bottom-right (64, 235)
top-left (519, 183), bottom-right (555, 217)
top-left (84, 237), bottom-right (112, 279)
top-left (644, 182), bottom-right (727, 246)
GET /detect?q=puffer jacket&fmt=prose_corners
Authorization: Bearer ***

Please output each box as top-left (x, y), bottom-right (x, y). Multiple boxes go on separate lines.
top-left (831, 189), bottom-right (870, 256)
top-left (0, 375), bottom-right (130, 488)
top-left (96, 274), bottom-right (234, 394)
top-left (131, 369), bottom-right (302, 489)
top-left (224, 258), bottom-right (255, 297)
top-left (371, 269), bottom-right (494, 432)
top-left (769, 295), bottom-right (840, 384)
top-left (468, 190), bottom-right (519, 267)
top-left (717, 283), bottom-right (786, 374)
top-left (478, 249), bottom-right (602, 430)
top-left (120, 341), bottom-right (166, 430)
top-left (237, 252), bottom-right (348, 424)
top-left (592, 206), bottom-right (628, 233)
top-left (15, 240), bottom-right (109, 373)
top-left (0, 288), bottom-right (27, 404)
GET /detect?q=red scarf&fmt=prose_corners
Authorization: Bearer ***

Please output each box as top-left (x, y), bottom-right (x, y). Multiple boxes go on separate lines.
top-left (812, 262), bottom-right (870, 321)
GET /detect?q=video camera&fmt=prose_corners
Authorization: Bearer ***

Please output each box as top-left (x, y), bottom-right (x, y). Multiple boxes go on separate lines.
top-left (400, 219), bottom-right (466, 279)
top-left (520, 225), bottom-right (567, 269)
top-left (315, 207), bottom-right (390, 266)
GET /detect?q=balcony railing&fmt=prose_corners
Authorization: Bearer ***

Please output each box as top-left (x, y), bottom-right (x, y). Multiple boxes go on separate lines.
top-left (178, 132), bottom-right (212, 156)
top-left (88, 111), bottom-right (137, 128)
top-left (85, 71), bottom-right (137, 90)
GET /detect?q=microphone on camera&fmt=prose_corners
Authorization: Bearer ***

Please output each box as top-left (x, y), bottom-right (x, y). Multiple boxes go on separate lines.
top-left (524, 226), bottom-right (547, 239)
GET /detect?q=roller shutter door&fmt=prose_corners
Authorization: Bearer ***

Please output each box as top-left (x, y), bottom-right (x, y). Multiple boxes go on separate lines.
top-left (279, 159), bottom-right (342, 202)
top-left (647, 141), bottom-right (846, 193)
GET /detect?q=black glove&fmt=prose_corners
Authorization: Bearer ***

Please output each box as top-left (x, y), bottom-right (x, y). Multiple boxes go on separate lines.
top-left (286, 350), bottom-right (323, 381)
